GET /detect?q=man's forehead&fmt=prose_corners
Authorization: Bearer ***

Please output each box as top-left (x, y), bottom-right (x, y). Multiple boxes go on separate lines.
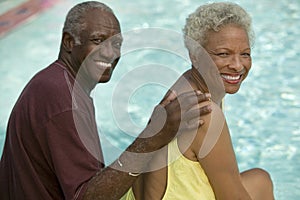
top-left (86, 9), bottom-right (119, 27)
top-left (89, 30), bottom-right (122, 39)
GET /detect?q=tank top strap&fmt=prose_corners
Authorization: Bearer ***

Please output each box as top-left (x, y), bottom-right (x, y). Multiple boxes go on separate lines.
top-left (168, 138), bottom-right (183, 165)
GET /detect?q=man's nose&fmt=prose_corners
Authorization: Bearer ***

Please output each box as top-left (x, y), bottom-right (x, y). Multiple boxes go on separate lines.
top-left (99, 42), bottom-right (116, 62)
top-left (228, 54), bottom-right (243, 71)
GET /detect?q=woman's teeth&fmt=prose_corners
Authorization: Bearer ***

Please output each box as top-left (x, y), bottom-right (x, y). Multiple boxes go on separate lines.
top-left (221, 74), bottom-right (241, 81)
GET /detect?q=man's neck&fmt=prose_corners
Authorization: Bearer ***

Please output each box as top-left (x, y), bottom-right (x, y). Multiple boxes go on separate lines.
top-left (57, 57), bottom-right (96, 96)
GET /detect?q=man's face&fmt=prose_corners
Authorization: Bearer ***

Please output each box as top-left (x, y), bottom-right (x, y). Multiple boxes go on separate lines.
top-left (71, 9), bottom-right (122, 83)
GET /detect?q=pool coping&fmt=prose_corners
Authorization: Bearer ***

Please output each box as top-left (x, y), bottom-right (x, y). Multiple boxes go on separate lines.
top-left (0, 0), bottom-right (60, 37)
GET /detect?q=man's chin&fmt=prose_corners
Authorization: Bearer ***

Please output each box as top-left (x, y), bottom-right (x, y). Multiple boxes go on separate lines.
top-left (96, 68), bottom-right (115, 83)
top-left (98, 75), bottom-right (112, 83)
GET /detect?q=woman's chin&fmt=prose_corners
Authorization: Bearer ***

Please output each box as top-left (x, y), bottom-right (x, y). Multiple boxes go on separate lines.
top-left (225, 86), bottom-right (240, 94)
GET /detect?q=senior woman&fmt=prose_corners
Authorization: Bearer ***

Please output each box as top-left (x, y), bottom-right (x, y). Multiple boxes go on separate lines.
top-left (122, 2), bottom-right (275, 200)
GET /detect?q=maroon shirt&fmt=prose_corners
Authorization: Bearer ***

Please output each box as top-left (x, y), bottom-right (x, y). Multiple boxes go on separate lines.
top-left (0, 61), bottom-right (104, 200)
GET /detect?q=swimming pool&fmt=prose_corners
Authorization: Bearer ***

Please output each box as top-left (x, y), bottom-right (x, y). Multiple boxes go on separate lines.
top-left (0, 0), bottom-right (299, 199)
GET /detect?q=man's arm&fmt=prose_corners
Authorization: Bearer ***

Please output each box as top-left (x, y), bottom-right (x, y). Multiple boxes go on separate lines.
top-left (83, 91), bottom-right (212, 200)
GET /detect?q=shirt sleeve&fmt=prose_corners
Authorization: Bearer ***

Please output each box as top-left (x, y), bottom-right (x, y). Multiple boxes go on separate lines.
top-left (45, 110), bottom-right (103, 200)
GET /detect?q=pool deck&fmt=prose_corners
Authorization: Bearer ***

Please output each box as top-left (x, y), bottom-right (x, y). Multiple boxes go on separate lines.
top-left (0, 0), bottom-right (60, 37)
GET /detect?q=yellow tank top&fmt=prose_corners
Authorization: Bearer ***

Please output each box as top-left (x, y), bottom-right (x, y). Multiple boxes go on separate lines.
top-left (120, 187), bottom-right (135, 200)
top-left (162, 138), bottom-right (215, 199)
top-left (121, 138), bottom-right (215, 200)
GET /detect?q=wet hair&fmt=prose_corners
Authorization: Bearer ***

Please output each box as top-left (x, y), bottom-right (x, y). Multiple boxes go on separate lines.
top-left (62, 1), bottom-right (114, 45)
top-left (183, 2), bottom-right (254, 48)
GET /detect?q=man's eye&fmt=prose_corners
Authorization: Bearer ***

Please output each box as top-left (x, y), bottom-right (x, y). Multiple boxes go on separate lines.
top-left (113, 41), bottom-right (122, 48)
top-left (91, 39), bottom-right (103, 44)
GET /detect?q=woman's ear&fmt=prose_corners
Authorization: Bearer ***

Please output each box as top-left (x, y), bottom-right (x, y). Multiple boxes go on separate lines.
top-left (62, 32), bottom-right (75, 53)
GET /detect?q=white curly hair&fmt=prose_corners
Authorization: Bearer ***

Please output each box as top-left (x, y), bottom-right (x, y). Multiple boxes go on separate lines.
top-left (183, 2), bottom-right (255, 48)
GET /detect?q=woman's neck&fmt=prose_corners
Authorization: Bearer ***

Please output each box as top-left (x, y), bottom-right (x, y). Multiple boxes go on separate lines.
top-left (190, 66), bottom-right (224, 107)
top-left (190, 67), bottom-right (209, 93)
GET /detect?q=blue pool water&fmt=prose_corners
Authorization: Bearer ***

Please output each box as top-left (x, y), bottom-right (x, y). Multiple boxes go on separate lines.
top-left (0, 0), bottom-right (299, 199)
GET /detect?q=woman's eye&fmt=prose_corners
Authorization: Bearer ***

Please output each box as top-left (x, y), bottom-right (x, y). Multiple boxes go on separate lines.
top-left (217, 52), bottom-right (229, 57)
top-left (241, 53), bottom-right (251, 58)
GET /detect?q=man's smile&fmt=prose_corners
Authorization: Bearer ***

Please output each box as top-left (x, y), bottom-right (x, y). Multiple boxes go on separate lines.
top-left (94, 60), bottom-right (112, 69)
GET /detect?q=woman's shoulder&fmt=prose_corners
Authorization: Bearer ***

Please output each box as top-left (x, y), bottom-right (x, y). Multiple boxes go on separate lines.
top-left (178, 102), bottom-right (225, 161)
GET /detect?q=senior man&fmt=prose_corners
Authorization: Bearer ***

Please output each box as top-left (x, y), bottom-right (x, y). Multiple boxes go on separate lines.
top-left (0, 1), bottom-right (211, 200)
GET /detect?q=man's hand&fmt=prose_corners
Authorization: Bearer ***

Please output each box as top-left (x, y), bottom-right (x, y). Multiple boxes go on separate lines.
top-left (83, 90), bottom-right (211, 200)
top-left (145, 90), bottom-right (212, 150)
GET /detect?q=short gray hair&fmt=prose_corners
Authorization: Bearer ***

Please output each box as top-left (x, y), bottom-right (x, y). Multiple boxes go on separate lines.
top-left (183, 2), bottom-right (254, 48)
top-left (63, 1), bottom-right (114, 45)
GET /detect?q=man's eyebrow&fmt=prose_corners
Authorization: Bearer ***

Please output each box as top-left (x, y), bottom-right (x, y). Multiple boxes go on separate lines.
top-left (114, 35), bottom-right (123, 40)
top-left (89, 31), bottom-right (122, 38)
top-left (89, 31), bottom-right (105, 37)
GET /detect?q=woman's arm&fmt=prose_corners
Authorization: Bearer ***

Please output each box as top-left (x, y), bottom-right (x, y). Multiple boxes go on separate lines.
top-left (191, 103), bottom-right (252, 200)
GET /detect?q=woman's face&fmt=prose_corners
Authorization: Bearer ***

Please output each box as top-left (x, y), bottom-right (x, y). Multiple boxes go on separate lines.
top-left (204, 24), bottom-right (252, 94)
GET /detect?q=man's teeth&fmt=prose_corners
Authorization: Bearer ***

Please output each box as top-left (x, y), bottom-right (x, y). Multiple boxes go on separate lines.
top-left (221, 74), bottom-right (241, 80)
top-left (98, 61), bottom-right (112, 68)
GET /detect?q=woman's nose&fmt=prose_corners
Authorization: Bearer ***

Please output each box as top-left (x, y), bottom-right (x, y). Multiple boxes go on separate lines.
top-left (228, 54), bottom-right (243, 71)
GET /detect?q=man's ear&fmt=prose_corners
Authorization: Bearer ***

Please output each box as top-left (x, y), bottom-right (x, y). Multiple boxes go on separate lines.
top-left (62, 32), bottom-right (75, 53)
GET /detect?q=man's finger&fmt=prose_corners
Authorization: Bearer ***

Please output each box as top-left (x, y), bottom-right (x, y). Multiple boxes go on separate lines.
top-left (160, 90), bottom-right (177, 107)
top-left (178, 92), bottom-right (211, 111)
top-left (199, 104), bottom-right (212, 116)
top-left (186, 119), bottom-right (205, 130)
top-left (183, 107), bottom-right (201, 122)
top-left (182, 105), bottom-right (211, 122)
top-left (177, 119), bottom-right (205, 133)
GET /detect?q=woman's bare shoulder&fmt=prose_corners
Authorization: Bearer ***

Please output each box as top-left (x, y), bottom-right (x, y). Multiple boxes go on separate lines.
top-left (177, 102), bottom-right (225, 162)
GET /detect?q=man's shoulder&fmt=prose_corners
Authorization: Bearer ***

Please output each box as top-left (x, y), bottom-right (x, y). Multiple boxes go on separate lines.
top-left (16, 61), bottom-right (73, 108)
top-left (22, 61), bottom-right (74, 99)
top-left (31, 61), bottom-right (70, 86)
top-left (10, 61), bottom-right (76, 123)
